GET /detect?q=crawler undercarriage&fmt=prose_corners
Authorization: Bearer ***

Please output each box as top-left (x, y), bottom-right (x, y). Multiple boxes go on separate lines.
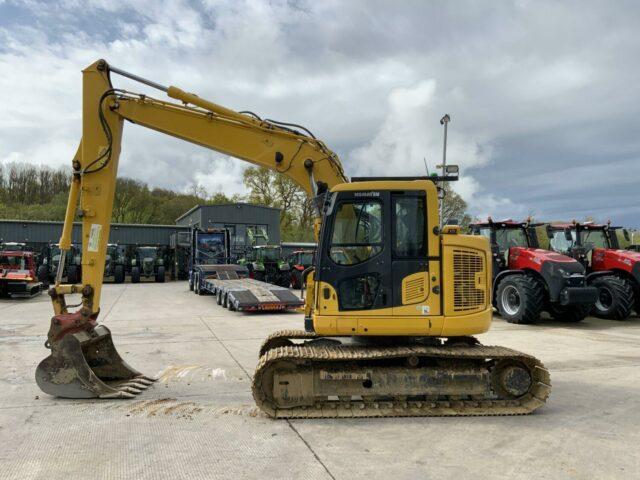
top-left (253, 330), bottom-right (551, 418)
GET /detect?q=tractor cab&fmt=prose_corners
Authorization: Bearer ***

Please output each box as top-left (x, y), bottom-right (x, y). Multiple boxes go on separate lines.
top-left (547, 222), bottom-right (612, 265)
top-left (470, 220), bottom-right (539, 277)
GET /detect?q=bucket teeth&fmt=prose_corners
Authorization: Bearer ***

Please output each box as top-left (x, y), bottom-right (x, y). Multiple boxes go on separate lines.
top-left (120, 386), bottom-right (143, 394)
top-left (135, 376), bottom-right (155, 385)
top-left (121, 381), bottom-right (149, 389)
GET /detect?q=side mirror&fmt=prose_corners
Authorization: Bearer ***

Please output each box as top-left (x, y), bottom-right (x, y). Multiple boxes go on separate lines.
top-left (564, 229), bottom-right (573, 242)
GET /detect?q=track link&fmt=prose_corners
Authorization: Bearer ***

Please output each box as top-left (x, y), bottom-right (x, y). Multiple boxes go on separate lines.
top-left (252, 336), bottom-right (551, 419)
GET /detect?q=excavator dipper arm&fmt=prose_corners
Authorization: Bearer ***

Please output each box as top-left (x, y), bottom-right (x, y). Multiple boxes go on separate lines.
top-left (36, 59), bottom-right (346, 399)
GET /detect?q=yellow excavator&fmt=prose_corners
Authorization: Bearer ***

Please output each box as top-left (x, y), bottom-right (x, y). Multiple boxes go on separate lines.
top-left (35, 60), bottom-right (550, 417)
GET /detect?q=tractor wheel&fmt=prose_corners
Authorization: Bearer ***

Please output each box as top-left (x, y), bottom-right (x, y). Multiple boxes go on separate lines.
top-left (222, 294), bottom-right (229, 309)
top-left (37, 265), bottom-right (49, 286)
top-left (67, 265), bottom-right (79, 284)
top-left (291, 270), bottom-right (302, 289)
top-left (591, 276), bottom-right (634, 320)
top-left (254, 271), bottom-right (265, 283)
top-left (155, 266), bottom-right (165, 283)
top-left (279, 274), bottom-right (291, 288)
top-left (495, 275), bottom-right (544, 324)
top-left (114, 265), bottom-right (125, 284)
top-left (131, 266), bottom-right (141, 284)
top-left (548, 304), bottom-right (590, 322)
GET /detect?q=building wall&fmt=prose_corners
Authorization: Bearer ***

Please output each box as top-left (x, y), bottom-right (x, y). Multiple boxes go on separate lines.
top-left (0, 219), bottom-right (188, 246)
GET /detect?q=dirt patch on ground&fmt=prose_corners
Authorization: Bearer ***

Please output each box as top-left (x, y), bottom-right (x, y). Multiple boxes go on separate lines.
top-left (154, 365), bottom-right (227, 383)
top-left (118, 398), bottom-right (261, 419)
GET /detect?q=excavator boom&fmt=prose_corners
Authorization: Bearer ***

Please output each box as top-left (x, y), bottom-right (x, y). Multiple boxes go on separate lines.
top-left (36, 59), bottom-right (346, 399)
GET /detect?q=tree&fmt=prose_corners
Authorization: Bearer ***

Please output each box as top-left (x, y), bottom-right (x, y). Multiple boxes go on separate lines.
top-left (440, 183), bottom-right (472, 228)
top-left (243, 166), bottom-right (313, 241)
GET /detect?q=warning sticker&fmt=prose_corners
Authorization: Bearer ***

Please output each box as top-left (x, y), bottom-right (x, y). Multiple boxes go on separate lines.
top-left (88, 224), bottom-right (102, 252)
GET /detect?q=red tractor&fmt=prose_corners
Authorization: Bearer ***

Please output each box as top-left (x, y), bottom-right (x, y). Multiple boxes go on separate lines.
top-left (547, 222), bottom-right (639, 319)
top-left (286, 249), bottom-right (316, 289)
top-left (0, 248), bottom-right (43, 298)
top-left (470, 219), bottom-right (597, 324)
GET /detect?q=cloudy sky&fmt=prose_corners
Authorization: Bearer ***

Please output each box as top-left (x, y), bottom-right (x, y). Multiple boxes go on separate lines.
top-left (0, 0), bottom-right (638, 226)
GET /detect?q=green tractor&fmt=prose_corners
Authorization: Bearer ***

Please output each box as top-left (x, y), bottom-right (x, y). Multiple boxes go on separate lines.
top-left (104, 243), bottom-right (126, 283)
top-left (239, 245), bottom-right (290, 287)
top-left (37, 243), bottom-right (82, 286)
top-left (130, 245), bottom-right (165, 283)
top-left (238, 227), bottom-right (289, 286)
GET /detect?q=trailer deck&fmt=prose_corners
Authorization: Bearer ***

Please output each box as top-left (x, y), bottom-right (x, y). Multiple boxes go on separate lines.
top-left (201, 265), bottom-right (304, 312)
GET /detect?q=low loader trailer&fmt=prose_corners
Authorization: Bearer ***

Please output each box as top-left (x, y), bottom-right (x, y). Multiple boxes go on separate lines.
top-left (197, 264), bottom-right (304, 312)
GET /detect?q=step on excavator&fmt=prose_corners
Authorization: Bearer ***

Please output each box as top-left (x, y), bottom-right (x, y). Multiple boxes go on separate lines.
top-left (35, 60), bottom-right (551, 417)
top-left (547, 222), bottom-right (639, 319)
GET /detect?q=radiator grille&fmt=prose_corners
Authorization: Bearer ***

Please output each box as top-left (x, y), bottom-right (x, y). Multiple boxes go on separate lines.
top-left (404, 276), bottom-right (426, 303)
top-left (453, 249), bottom-right (485, 312)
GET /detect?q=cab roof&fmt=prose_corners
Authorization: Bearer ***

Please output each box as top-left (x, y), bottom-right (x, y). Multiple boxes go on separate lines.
top-left (548, 222), bottom-right (619, 230)
top-left (331, 179), bottom-right (437, 194)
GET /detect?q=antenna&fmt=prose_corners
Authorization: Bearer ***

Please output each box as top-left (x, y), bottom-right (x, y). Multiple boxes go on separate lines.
top-left (423, 157), bottom-right (430, 176)
top-left (438, 114), bottom-right (450, 229)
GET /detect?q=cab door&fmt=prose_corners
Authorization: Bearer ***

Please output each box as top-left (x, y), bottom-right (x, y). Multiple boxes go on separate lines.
top-left (315, 190), bottom-right (393, 315)
top-left (390, 191), bottom-right (432, 315)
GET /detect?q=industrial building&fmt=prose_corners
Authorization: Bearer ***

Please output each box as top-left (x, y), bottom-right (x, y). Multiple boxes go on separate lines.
top-left (0, 203), bottom-right (282, 278)
top-left (0, 203), bottom-right (280, 249)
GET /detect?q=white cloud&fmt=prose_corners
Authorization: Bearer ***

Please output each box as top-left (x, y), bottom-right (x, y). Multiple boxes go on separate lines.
top-left (0, 0), bottom-right (639, 226)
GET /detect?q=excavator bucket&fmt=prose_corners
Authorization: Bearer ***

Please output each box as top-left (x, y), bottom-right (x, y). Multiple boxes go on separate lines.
top-left (36, 321), bottom-right (155, 399)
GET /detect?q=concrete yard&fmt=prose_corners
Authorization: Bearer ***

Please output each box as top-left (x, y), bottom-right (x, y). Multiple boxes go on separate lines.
top-left (1, 282), bottom-right (639, 480)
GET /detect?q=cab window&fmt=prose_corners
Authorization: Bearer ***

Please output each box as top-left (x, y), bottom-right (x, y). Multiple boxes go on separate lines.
top-left (580, 230), bottom-right (608, 249)
top-left (393, 196), bottom-right (425, 258)
top-left (477, 227), bottom-right (492, 240)
top-left (550, 231), bottom-right (574, 253)
top-left (495, 228), bottom-right (528, 251)
top-left (338, 274), bottom-right (381, 310)
top-left (330, 201), bottom-right (383, 265)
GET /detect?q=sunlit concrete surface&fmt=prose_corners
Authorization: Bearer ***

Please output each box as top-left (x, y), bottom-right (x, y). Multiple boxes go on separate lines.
top-left (1, 282), bottom-right (639, 480)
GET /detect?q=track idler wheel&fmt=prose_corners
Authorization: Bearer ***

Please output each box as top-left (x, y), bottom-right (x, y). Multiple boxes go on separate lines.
top-left (491, 360), bottom-right (532, 398)
top-left (35, 313), bottom-right (154, 399)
